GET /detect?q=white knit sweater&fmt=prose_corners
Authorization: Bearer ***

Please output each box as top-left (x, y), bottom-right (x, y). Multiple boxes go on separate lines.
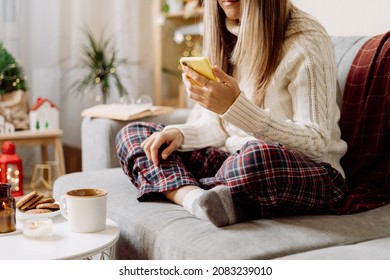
top-left (165, 8), bottom-right (347, 177)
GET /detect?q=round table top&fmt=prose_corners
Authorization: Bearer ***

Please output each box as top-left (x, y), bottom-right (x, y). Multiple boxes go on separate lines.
top-left (0, 215), bottom-right (120, 260)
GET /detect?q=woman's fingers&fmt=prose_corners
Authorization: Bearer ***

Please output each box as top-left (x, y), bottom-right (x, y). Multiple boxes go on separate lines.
top-left (182, 65), bottom-right (213, 87)
top-left (141, 135), bottom-right (156, 164)
top-left (141, 129), bottom-right (184, 166)
top-left (160, 135), bottom-right (182, 160)
top-left (149, 136), bottom-right (162, 166)
top-left (212, 66), bottom-right (241, 92)
top-left (182, 66), bottom-right (241, 114)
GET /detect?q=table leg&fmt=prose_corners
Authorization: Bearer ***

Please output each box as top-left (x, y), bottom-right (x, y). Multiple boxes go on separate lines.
top-left (40, 144), bottom-right (49, 163)
top-left (54, 137), bottom-right (66, 176)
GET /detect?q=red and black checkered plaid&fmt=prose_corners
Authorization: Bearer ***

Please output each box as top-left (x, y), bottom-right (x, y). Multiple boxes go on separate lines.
top-left (337, 31), bottom-right (390, 214)
top-left (116, 122), bottom-right (346, 219)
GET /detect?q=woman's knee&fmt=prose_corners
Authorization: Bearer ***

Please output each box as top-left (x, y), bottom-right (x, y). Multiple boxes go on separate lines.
top-left (240, 140), bottom-right (286, 162)
top-left (116, 122), bottom-right (162, 145)
top-left (116, 122), bottom-right (163, 159)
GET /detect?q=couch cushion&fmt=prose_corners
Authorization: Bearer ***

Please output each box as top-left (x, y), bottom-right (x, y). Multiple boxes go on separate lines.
top-left (82, 109), bottom-right (190, 171)
top-left (277, 237), bottom-right (390, 260)
top-left (331, 36), bottom-right (370, 94)
top-left (53, 168), bottom-right (390, 259)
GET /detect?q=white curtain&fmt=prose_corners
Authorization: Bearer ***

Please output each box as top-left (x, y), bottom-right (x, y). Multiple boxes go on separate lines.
top-left (1, 0), bottom-right (153, 179)
top-left (1, 0), bottom-right (154, 147)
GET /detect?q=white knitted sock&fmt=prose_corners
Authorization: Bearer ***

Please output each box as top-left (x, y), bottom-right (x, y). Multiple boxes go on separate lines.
top-left (182, 188), bottom-right (208, 221)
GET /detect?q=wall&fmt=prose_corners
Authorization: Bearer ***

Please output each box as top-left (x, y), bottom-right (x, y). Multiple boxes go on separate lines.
top-left (0, 0), bottom-right (154, 177)
top-left (292, 0), bottom-right (390, 36)
top-left (56, 0), bottom-right (154, 147)
top-left (0, 0), bottom-right (154, 148)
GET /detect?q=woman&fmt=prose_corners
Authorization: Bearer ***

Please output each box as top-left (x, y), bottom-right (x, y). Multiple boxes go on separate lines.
top-left (116, 0), bottom-right (348, 227)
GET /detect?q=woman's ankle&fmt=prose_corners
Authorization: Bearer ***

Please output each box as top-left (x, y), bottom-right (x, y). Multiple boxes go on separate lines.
top-left (163, 185), bottom-right (201, 205)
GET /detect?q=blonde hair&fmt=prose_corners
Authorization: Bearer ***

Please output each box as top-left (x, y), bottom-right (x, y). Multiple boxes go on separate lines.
top-left (202, 0), bottom-right (292, 105)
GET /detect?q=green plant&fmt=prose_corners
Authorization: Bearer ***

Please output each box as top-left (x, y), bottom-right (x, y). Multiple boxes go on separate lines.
top-left (161, 0), bottom-right (185, 14)
top-left (162, 0), bottom-right (203, 18)
top-left (0, 42), bottom-right (27, 95)
top-left (70, 29), bottom-right (130, 104)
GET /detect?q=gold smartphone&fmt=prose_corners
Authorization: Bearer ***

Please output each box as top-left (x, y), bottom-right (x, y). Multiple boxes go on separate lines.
top-left (180, 57), bottom-right (217, 85)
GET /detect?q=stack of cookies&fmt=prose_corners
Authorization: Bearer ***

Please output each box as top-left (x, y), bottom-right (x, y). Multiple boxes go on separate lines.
top-left (16, 191), bottom-right (59, 214)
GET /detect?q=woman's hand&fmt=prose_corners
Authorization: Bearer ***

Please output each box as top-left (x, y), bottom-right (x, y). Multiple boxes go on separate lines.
top-left (182, 65), bottom-right (241, 114)
top-left (141, 128), bottom-right (184, 166)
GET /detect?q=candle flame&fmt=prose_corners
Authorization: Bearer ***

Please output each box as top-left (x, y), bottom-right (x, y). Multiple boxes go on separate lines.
top-left (30, 222), bottom-right (38, 230)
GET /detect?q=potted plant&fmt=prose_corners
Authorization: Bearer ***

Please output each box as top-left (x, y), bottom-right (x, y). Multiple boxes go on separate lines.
top-left (70, 29), bottom-right (130, 104)
top-left (0, 42), bottom-right (29, 131)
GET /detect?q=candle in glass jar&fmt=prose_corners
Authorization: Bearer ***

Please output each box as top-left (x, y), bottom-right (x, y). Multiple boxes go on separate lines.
top-left (0, 184), bottom-right (16, 233)
top-left (23, 218), bottom-right (53, 239)
top-left (0, 199), bottom-right (16, 233)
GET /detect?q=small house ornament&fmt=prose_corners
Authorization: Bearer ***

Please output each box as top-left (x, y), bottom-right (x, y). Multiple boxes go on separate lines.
top-left (29, 97), bottom-right (59, 132)
top-left (0, 114), bottom-right (15, 134)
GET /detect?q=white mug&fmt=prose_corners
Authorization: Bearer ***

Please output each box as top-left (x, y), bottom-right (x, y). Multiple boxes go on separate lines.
top-left (60, 188), bottom-right (107, 233)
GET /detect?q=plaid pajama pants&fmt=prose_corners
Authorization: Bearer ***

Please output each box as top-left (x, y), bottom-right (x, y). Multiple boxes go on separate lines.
top-left (116, 122), bottom-right (347, 219)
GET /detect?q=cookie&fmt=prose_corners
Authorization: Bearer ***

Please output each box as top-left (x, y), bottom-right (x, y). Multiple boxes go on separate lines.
top-left (29, 197), bottom-right (56, 209)
top-left (36, 203), bottom-right (60, 210)
top-left (16, 191), bottom-right (38, 209)
top-left (21, 194), bottom-right (44, 210)
top-left (24, 208), bottom-right (52, 214)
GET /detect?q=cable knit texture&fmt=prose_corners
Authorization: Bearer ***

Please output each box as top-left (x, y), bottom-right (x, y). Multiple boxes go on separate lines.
top-left (165, 8), bottom-right (347, 177)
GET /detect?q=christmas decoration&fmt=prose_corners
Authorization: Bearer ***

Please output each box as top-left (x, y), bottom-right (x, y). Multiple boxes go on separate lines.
top-left (29, 97), bottom-right (59, 132)
top-left (0, 141), bottom-right (23, 197)
top-left (0, 42), bottom-right (30, 131)
top-left (0, 114), bottom-right (15, 134)
top-left (0, 42), bottom-right (27, 95)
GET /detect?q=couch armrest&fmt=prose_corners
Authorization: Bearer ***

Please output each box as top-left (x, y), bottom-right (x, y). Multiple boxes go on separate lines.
top-left (81, 108), bottom-right (190, 171)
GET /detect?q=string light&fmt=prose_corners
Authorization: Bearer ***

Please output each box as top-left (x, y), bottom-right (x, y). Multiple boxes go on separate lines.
top-left (174, 29), bottom-right (202, 69)
top-left (0, 57), bottom-right (27, 92)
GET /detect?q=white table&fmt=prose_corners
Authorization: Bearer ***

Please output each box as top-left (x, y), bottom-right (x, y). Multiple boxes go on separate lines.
top-left (0, 216), bottom-right (120, 260)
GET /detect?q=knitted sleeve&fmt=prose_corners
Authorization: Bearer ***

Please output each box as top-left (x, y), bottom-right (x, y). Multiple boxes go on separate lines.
top-left (221, 33), bottom-right (337, 161)
top-left (164, 104), bottom-right (227, 151)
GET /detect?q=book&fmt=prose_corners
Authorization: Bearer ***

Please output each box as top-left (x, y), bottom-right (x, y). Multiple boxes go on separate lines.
top-left (81, 103), bottom-right (175, 121)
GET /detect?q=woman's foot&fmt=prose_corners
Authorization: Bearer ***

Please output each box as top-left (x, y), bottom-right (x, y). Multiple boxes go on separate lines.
top-left (198, 186), bottom-right (237, 227)
top-left (182, 186), bottom-right (237, 227)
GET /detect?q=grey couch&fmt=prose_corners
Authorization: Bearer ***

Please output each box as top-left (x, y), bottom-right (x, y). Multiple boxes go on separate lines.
top-left (53, 36), bottom-right (390, 259)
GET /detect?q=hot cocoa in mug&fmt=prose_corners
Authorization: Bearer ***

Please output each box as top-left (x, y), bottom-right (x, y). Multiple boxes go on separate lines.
top-left (60, 188), bottom-right (107, 233)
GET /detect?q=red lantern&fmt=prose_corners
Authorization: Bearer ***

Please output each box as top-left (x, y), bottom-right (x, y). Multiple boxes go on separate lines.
top-left (0, 141), bottom-right (24, 197)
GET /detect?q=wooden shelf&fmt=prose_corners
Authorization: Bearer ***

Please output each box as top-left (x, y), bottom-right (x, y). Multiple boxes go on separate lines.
top-left (164, 7), bottom-right (203, 23)
top-left (0, 129), bottom-right (66, 177)
top-left (153, 0), bottom-right (203, 108)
